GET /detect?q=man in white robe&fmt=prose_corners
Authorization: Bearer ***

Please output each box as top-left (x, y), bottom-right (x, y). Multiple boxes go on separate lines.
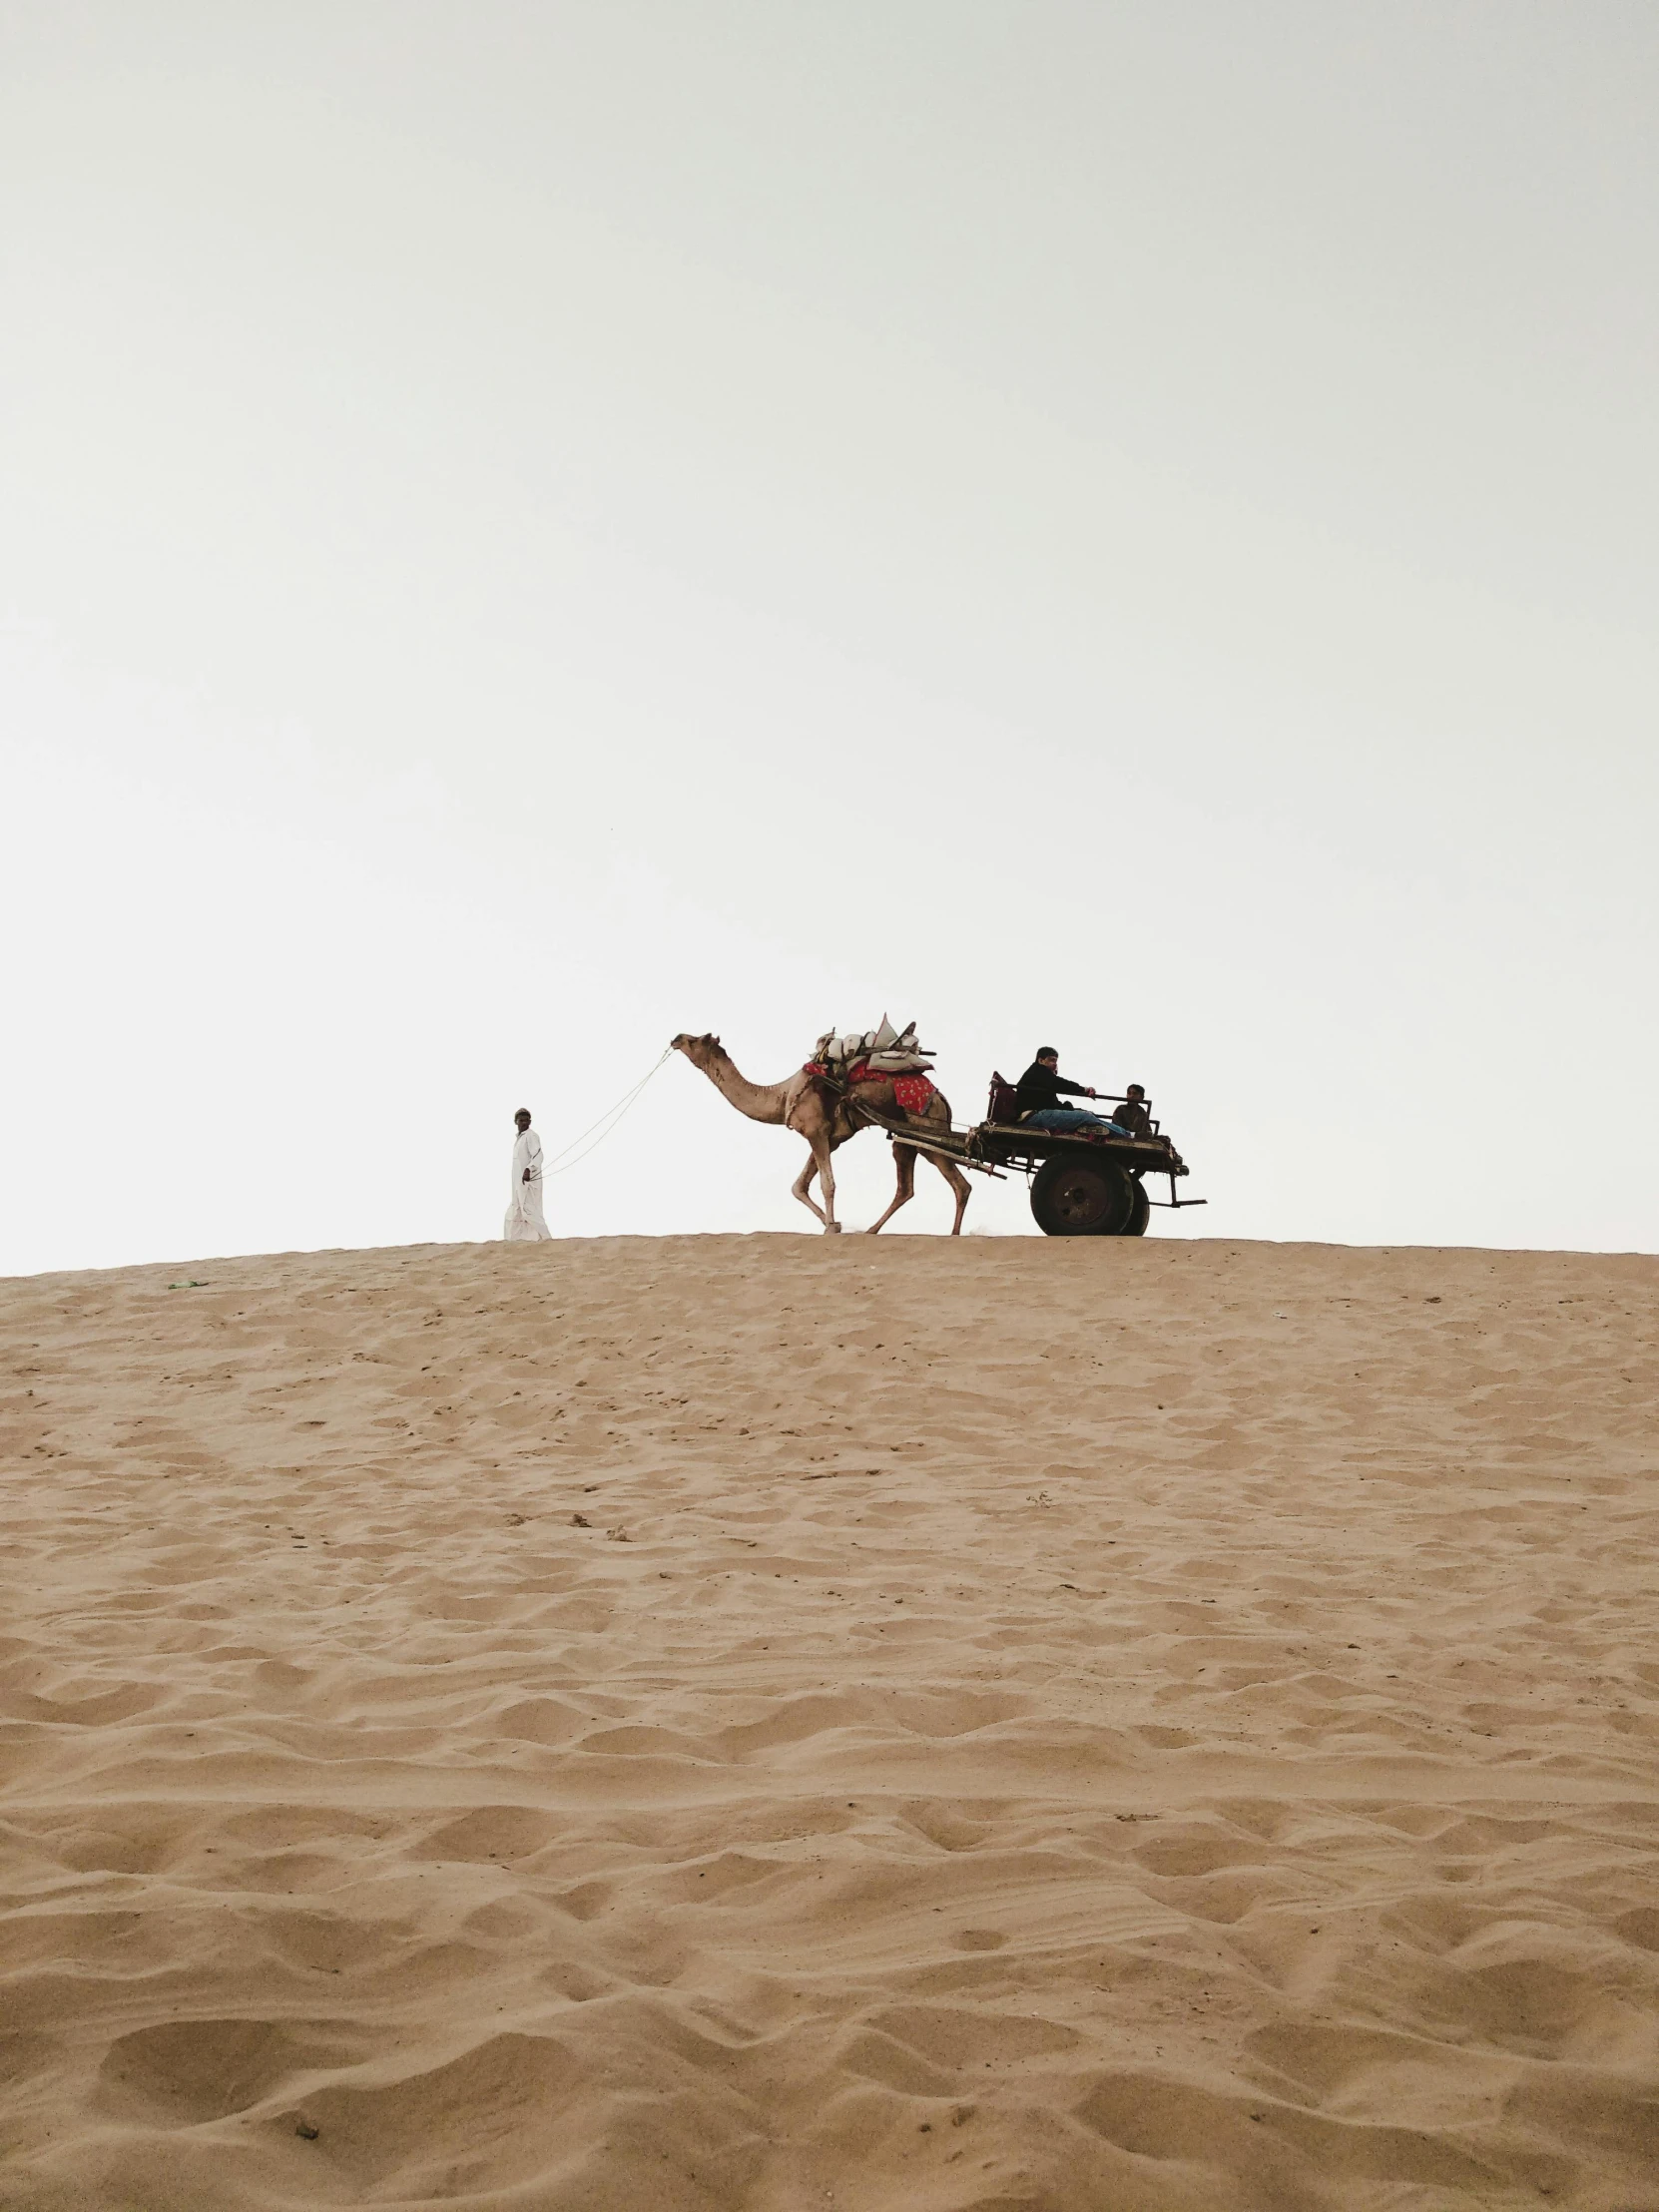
top-left (503, 1108), bottom-right (552, 1241)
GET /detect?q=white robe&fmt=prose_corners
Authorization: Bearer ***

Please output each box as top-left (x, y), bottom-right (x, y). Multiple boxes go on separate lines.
top-left (504, 1128), bottom-right (551, 1241)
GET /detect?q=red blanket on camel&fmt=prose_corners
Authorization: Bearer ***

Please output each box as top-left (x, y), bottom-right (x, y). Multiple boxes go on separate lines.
top-left (804, 1060), bottom-right (937, 1116)
top-left (848, 1060), bottom-right (936, 1114)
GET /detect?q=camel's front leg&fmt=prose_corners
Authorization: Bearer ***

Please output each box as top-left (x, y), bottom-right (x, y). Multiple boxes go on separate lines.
top-left (791, 1149), bottom-right (830, 1229)
top-left (865, 1142), bottom-right (916, 1234)
top-left (931, 1153), bottom-right (972, 1235)
top-left (810, 1133), bottom-right (840, 1231)
top-left (787, 1094), bottom-right (843, 1233)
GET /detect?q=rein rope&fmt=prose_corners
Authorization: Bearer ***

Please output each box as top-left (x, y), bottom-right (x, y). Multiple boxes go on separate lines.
top-left (532, 1048), bottom-right (675, 1180)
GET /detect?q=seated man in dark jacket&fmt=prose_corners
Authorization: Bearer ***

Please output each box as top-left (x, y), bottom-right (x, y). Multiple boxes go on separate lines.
top-left (1016, 1048), bottom-right (1117, 1133)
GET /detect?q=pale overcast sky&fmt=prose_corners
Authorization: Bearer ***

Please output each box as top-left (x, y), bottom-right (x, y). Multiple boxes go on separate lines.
top-left (3, 2), bottom-right (1655, 1272)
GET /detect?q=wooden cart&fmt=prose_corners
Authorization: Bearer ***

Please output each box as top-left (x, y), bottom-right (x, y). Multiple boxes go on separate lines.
top-left (859, 1080), bottom-right (1203, 1237)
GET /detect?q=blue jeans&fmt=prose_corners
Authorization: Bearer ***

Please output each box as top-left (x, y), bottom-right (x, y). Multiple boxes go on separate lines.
top-left (1024, 1108), bottom-right (1123, 1134)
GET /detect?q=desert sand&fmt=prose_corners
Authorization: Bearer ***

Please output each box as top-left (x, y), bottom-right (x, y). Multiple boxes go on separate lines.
top-left (2, 1233), bottom-right (1656, 2211)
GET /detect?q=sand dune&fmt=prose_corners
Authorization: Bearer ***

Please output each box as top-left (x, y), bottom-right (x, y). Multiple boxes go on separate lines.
top-left (2, 1234), bottom-right (1656, 2210)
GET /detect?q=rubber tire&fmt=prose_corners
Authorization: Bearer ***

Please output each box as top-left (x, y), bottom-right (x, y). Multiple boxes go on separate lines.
top-left (1030, 1152), bottom-right (1133, 1236)
top-left (1123, 1178), bottom-right (1151, 1237)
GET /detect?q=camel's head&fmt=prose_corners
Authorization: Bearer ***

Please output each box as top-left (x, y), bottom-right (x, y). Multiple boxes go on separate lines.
top-left (670, 1031), bottom-right (724, 1069)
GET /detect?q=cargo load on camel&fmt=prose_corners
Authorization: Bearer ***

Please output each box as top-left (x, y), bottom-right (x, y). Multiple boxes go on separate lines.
top-left (809, 1016), bottom-right (932, 1079)
top-left (809, 1017), bottom-right (938, 1115)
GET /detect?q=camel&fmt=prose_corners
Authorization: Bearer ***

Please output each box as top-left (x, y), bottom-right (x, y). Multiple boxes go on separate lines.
top-left (670, 1032), bottom-right (971, 1235)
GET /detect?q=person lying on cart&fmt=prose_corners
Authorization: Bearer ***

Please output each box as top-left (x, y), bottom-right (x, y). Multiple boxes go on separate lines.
top-left (1016, 1048), bottom-right (1131, 1136)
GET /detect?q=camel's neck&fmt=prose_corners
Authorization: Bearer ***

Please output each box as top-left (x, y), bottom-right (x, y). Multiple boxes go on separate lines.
top-left (695, 1050), bottom-right (791, 1125)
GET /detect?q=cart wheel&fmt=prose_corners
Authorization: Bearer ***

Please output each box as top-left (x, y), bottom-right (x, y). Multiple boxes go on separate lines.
top-left (1124, 1178), bottom-right (1151, 1237)
top-left (1030, 1153), bottom-right (1133, 1236)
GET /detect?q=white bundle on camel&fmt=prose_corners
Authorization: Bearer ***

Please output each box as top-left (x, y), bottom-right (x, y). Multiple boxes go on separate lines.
top-left (812, 1015), bottom-right (934, 1077)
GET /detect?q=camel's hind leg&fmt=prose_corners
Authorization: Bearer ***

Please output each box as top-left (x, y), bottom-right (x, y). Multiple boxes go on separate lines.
top-left (866, 1143), bottom-right (917, 1234)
